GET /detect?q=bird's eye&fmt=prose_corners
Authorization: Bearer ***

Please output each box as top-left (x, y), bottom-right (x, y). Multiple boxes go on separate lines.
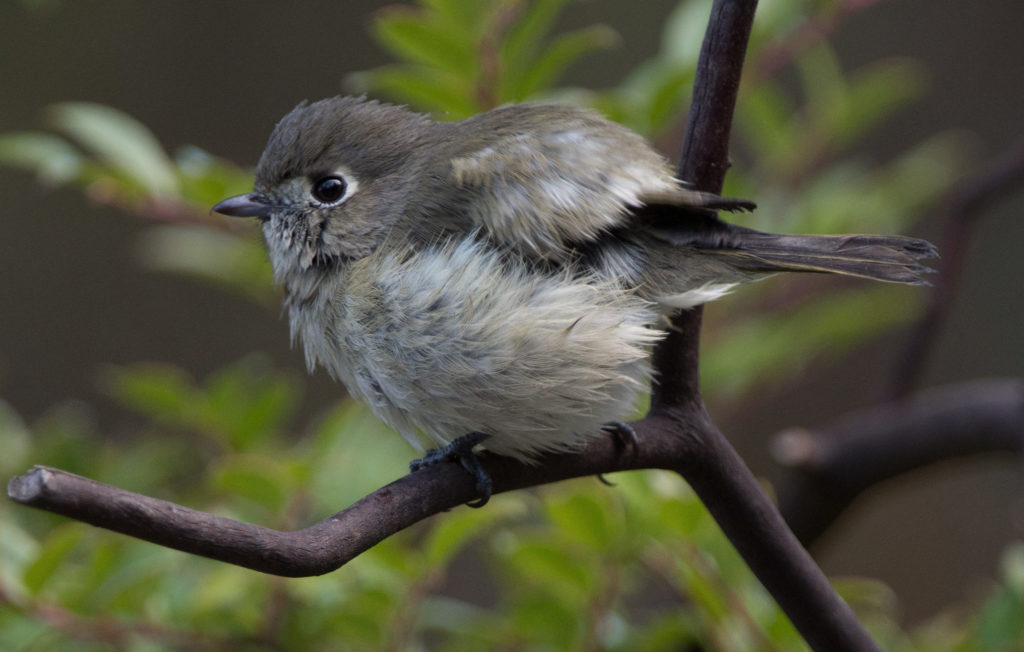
top-left (312, 176), bottom-right (348, 204)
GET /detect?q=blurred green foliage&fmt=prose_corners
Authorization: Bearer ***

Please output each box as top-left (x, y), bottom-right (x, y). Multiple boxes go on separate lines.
top-left (0, 0), bottom-right (1012, 649)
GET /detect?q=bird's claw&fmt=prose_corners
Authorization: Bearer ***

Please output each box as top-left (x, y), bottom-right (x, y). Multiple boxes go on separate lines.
top-left (596, 420), bottom-right (640, 486)
top-left (410, 431), bottom-right (492, 507)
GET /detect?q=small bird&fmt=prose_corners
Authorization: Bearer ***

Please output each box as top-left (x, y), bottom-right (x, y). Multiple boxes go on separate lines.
top-left (214, 96), bottom-right (935, 505)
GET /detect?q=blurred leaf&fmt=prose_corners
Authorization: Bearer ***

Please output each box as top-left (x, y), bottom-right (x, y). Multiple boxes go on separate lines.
top-left (505, 540), bottom-right (594, 601)
top-left (0, 517), bottom-right (37, 600)
top-left (0, 400), bottom-right (31, 478)
top-left (212, 455), bottom-right (294, 512)
top-left (100, 363), bottom-right (196, 424)
top-left (510, 594), bottom-right (579, 647)
top-left (831, 58), bottom-right (928, 149)
top-left (305, 401), bottom-right (412, 510)
top-left (48, 102), bottom-right (179, 197)
top-left (135, 226), bottom-right (275, 306)
top-left (421, 0), bottom-right (494, 32)
top-left (417, 595), bottom-right (490, 637)
top-left (174, 145), bottom-right (256, 206)
top-left (355, 0), bottom-right (617, 115)
top-left (737, 82), bottom-right (798, 164)
top-left (545, 492), bottom-right (616, 549)
top-left (0, 131), bottom-right (82, 183)
top-left (423, 501), bottom-right (506, 566)
top-left (374, 6), bottom-right (477, 78)
top-left (703, 285), bottom-right (924, 397)
top-left (347, 65), bottom-right (478, 117)
top-left (22, 525), bottom-right (82, 595)
top-left (660, 0), bottom-right (712, 68)
top-left (968, 543), bottom-right (1024, 650)
top-left (1002, 542), bottom-right (1024, 595)
top-left (501, 0), bottom-right (570, 76)
top-left (506, 24), bottom-right (618, 101)
top-left (186, 564), bottom-right (267, 629)
top-left (201, 356), bottom-right (300, 450)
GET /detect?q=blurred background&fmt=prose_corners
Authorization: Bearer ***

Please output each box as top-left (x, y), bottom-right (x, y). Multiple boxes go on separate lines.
top-left (2, 0), bottom-right (1022, 639)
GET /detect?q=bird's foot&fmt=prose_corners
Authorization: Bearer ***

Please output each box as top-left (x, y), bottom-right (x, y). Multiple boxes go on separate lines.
top-left (596, 421), bottom-right (639, 486)
top-left (601, 420), bottom-right (639, 450)
top-left (410, 431), bottom-right (492, 507)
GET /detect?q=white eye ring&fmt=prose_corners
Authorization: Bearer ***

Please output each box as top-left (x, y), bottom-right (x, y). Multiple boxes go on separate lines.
top-left (309, 170), bottom-right (358, 206)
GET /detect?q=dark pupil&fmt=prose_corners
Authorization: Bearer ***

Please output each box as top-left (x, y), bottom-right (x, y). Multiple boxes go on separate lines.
top-left (313, 177), bottom-right (346, 203)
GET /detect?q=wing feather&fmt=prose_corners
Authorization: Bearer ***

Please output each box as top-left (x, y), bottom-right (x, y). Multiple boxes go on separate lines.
top-left (449, 105), bottom-right (680, 260)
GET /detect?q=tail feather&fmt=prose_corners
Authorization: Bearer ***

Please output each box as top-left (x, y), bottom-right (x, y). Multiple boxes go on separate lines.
top-left (710, 231), bottom-right (938, 285)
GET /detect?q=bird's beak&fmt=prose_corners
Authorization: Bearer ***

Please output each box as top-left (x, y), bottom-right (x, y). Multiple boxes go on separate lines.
top-left (212, 193), bottom-right (273, 218)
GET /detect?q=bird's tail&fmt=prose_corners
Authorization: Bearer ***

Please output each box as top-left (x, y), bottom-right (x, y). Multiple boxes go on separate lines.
top-left (708, 229), bottom-right (938, 285)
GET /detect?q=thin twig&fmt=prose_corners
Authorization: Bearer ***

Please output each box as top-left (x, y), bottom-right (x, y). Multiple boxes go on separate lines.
top-left (886, 138), bottom-right (1024, 400)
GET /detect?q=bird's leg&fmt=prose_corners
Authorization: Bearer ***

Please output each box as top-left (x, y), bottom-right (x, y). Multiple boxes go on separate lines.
top-left (409, 431), bottom-right (492, 507)
top-left (596, 421), bottom-right (639, 486)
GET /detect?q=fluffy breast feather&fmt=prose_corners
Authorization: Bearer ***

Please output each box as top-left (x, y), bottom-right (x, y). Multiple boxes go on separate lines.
top-left (303, 238), bottom-right (664, 461)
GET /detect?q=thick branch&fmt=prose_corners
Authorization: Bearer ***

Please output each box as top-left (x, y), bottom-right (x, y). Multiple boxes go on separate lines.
top-left (776, 378), bottom-right (1024, 546)
top-left (651, 1), bottom-right (880, 650)
top-left (6, 422), bottom-right (713, 577)
top-left (651, 0), bottom-right (756, 408)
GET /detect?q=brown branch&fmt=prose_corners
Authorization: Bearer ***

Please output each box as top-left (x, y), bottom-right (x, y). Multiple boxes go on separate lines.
top-left (652, 1), bottom-right (880, 650)
top-left (886, 138), bottom-right (1024, 400)
top-left (7, 2), bottom-right (885, 650)
top-left (2, 427), bottom-right (699, 577)
top-left (775, 378), bottom-right (1024, 547)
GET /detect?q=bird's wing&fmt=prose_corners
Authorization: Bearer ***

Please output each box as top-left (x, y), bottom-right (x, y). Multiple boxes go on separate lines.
top-left (447, 107), bottom-right (732, 261)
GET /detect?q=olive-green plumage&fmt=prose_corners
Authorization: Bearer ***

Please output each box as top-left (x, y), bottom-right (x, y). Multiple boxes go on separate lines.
top-left (214, 95), bottom-right (935, 464)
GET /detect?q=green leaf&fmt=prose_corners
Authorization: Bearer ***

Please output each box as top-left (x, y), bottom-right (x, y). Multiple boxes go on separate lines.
top-left (738, 83), bottom-right (798, 164)
top-left (174, 145), bottom-right (256, 206)
top-left (134, 226), bottom-right (276, 306)
top-left (23, 525), bottom-right (83, 594)
top-left (660, 0), bottom-right (712, 67)
top-left (374, 6), bottom-right (477, 78)
top-left (0, 518), bottom-right (38, 601)
top-left (0, 400), bottom-right (31, 477)
top-left (200, 356), bottom-right (299, 449)
top-left (424, 498), bottom-right (519, 565)
top-left (101, 363), bottom-right (197, 423)
top-left (0, 131), bottom-right (82, 182)
top-left (545, 492), bottom-right (615, 549)
top-left (510, 594), bottom-right (579, 647)
top-left (305, 402), bottom-right (412, 510)
top-left (795, 43), bottom-right (846, 126)
top-left (506, 24), bottom-right (618, 100)
top-left (506, 541), bottom-right (594, 600)
top-left (346, 65), bottom-right (479, 118)
top-left (421, 0), bottom-right (494, 33)
top-left (503, 0), bottom-right (567, 55)
top-left (48, 102), bottom-right (179, 197)
top-left (703, 285), bottom-right (924, 397)
top-left (501, 0), bottom-right (571, 83)
top-left (212, 454), bottom-right (293, 511)
top-left (831, 58), bottom-right (928, 149)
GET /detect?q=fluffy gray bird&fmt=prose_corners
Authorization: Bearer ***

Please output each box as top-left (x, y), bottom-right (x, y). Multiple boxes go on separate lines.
top-left (214, 96), bottom-right (935, 505)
